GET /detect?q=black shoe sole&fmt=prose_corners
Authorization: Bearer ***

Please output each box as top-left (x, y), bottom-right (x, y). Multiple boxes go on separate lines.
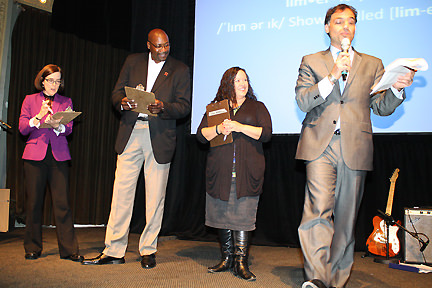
top-left (25, 252), bottom-right (41, 260)
top-left (82, 258), bottom-right (125, 265)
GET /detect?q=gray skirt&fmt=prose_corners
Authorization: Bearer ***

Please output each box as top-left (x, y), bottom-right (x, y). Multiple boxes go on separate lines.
top-left (205, 177), bottom-right (259, 231)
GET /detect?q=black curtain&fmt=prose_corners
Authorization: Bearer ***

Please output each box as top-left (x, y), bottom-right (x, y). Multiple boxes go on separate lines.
top-left (177, 134), bottom-right (432, 249)
top-left (7, 2), bottom-right (432, 251)
top-left (51, 1), bottom-right (132, 51)
top-left (51, 0), bottom-right (195, 69)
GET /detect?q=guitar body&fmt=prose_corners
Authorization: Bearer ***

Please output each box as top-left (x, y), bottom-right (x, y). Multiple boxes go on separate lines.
top-left (366, 215), bottom-right (401, 257)
top-left (366, 168), bottom-right (401, 258)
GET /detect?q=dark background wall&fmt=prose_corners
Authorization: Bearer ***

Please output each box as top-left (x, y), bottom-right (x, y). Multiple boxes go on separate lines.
top-left (6, 1), bottom-right (432, 250)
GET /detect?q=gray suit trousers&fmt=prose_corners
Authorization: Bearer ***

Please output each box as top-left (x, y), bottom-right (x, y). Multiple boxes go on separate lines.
top-left (298, 134), bottom-right (366, 288)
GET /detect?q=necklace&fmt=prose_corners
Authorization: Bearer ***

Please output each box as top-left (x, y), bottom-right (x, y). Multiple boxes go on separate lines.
top-left (232, 104), bottom-right (241, 115)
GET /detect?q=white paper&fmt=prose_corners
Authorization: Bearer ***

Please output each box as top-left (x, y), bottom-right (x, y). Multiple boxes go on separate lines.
top-left (370, 58), bottom-right (428, 95)
top-left (208, 108), bottom-right (228, 117)
top-left (398, 263), bottom-right (432, 273)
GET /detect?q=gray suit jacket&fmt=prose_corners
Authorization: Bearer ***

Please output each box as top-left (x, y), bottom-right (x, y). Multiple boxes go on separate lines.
top-left (295, 48), bottom-right (405, 171)
top-left (112, 53), bottom-right (191, 164)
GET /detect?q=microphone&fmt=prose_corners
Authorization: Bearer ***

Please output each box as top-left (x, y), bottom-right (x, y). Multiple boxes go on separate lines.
top-left (0, 119), bottom-right (11, 129)
top-left (341, 38), bottom-right (350, 81)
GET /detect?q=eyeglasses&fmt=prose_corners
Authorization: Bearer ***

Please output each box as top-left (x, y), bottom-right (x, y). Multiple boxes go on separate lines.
top-left (45, 78), bottom-right (62, 85)
top-left (148, 41), bottom-right (170, 50)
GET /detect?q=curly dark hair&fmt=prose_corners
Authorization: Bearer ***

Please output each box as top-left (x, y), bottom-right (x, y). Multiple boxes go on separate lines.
top-left (34, 64), bottom-right (64, 92)
top-left (211, 67), bottom-right (257, 106)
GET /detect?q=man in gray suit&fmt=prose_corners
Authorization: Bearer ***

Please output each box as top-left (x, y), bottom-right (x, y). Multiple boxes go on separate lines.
top-left (82, 29), bottom-right (191, 268)
top-left (295, 4), bottom-right (415, 288)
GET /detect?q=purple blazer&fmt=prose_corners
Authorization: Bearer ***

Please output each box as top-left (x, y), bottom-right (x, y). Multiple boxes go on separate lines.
top-left (19, 92), bottom-right (73, 161)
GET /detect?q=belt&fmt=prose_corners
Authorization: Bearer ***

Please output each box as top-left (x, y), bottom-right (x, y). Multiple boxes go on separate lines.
top-left (137, 116), bottom-right (148, 121)
top-left (334, 129), bottom-right (341, 135)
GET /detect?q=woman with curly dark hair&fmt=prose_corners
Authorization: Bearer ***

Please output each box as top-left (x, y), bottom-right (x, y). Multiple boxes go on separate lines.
top-left (197, 67), bottom-right (272, 281)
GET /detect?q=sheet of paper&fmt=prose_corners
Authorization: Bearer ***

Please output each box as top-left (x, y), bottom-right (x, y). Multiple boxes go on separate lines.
top-left (370, 58), bottom-right (428, 95)
top-left (124, 86), bottom-right (156, 116)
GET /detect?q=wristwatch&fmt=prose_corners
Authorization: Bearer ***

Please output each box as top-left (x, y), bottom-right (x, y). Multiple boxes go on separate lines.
top-left (328, 74), bottom-right (338, 85)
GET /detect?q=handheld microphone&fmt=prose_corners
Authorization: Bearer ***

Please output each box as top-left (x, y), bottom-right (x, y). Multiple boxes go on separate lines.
top-left (341, 38), bottom-right (350, 81)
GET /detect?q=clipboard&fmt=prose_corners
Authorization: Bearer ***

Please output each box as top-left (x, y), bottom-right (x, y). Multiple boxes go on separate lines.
top-left (40, 110), bottom-right (82, 128)
top-left (206, 99), bottom-right (233, 147)
top-left (124, 86), bottom-right (156, 116)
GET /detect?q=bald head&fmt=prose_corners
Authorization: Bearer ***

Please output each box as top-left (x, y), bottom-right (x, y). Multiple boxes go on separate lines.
top-left (147, 29), bottom-right (170, 63)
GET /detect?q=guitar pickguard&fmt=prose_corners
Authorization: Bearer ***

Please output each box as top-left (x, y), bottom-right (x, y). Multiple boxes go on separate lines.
top-left (372, 220), bottom-right (400, 254)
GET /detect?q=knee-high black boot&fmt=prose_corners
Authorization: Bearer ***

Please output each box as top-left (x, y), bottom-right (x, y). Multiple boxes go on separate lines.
top-left (208, 229), bottom-right (234, 273)
top-left (232, 230), bottom-right (256, 281)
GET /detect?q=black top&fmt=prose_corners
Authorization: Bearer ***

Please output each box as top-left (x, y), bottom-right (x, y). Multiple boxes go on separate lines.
top-left (197, 97), bottom-right (272, 201)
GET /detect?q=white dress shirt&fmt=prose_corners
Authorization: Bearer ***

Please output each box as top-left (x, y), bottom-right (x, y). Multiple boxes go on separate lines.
top-left (137, 54), bottom-right (165, 118)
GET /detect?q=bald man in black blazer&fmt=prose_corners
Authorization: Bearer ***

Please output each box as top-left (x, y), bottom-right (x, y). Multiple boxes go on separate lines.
top-left (112, 53), bottom-right (191, 163)
top-left (83, 29), bottom-right (191, 269)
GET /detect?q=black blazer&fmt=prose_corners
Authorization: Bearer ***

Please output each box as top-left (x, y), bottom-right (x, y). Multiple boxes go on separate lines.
top-left (112, 53), bottom-right (191, 164)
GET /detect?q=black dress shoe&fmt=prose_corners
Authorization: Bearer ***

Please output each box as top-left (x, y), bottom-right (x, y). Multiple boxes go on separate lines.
top-left (81, 253), bottom-right (125, 265)
top-left (302, 279), bottom-right (328, 288)
top-left (61, 253), bottom-right (84, 262)
top-left (25, 252), bottom-right (41, 260)
top-left (141, 253), bottom-right (156, 269)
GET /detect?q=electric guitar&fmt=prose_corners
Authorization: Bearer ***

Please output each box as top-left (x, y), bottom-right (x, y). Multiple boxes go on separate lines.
top-left (366, 168), bottom-right (401, 257)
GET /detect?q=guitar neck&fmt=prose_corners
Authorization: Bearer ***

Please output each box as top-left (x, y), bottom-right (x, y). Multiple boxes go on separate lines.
top-left (385, 168), bottom-right (399, 216)
top-left (385, 182), bottom-right (396, 215)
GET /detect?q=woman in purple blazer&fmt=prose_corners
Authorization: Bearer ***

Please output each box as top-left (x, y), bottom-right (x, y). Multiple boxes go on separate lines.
top-left (19, 64), bottom-right (82, 262)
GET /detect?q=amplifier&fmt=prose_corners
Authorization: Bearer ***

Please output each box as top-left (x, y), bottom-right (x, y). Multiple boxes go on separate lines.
top-left (404, 208), bottom-right (432, 264)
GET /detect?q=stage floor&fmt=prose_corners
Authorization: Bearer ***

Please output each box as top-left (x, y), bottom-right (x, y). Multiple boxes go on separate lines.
top-left (0, 227), bottom-right (431, 287)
